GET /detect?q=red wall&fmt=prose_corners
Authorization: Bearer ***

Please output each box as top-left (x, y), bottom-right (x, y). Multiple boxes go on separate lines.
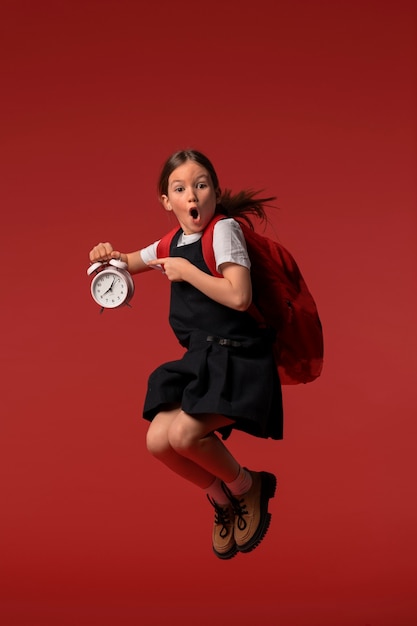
top-left (1, 1), bottom-right (416, 624)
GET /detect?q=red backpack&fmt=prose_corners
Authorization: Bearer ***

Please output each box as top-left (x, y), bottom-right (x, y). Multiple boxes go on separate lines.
top-left (157, 214), bottom-right (324, 384)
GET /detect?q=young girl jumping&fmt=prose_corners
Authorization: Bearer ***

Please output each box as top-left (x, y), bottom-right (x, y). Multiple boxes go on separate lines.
top-left (89, 149), bottom-right (283, 559)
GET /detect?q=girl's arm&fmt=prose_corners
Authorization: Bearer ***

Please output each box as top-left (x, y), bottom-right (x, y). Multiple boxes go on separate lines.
top-left (89, 242), bottom-right (151, 274)
top-left (148, 256), bottom-right (252, 311)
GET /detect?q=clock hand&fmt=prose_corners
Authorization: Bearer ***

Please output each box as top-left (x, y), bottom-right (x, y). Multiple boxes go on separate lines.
top-left (110, 276), bottom-right (121, 291)
top-left (102, 277), bottom-right (117, 296)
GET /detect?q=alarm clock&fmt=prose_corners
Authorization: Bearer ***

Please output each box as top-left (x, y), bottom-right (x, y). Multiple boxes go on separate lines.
top-left (87, 259), bottom-right (135, 310)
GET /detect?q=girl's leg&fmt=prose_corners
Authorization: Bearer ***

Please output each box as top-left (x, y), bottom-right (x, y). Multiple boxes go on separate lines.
top-left (146, 407), bottom-right (239, 489)
top-left (147, 408), bottom-right (276, 559)
top-left (146, 407), bottom-right (242, 559)
top-left (166, 409), bottom-right (277, 557)
top-left (166, 409), bottom-right (240, 483)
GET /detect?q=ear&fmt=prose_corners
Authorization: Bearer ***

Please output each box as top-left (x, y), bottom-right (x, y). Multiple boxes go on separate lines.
top-left (161, 194), bottom-right (172, 212)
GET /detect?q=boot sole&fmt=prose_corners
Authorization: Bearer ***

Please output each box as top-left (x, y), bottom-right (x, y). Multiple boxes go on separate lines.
top-left (236, 471), bottom-right (277, 554)
top-left (212, 544), bottom-right (238, 560)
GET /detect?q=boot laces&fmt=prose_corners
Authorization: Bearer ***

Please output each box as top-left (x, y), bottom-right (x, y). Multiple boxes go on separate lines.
top-left (207, 495), bottom-right (233, 538)
top-left (221, 484), bottom-right (248, 531)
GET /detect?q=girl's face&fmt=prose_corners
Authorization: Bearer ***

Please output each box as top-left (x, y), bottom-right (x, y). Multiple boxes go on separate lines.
top-left (161, 160), bottom-right (219, 235)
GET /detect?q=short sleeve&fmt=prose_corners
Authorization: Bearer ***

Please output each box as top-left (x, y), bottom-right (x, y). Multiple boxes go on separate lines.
top-left (213, 218), bottom-right (251, 273)
top-left (140, 241), bottom-right (160, 265)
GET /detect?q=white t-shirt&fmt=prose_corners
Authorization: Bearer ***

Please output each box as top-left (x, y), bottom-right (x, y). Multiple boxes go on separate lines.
top-left (140, 218), bottom-right (251, 273)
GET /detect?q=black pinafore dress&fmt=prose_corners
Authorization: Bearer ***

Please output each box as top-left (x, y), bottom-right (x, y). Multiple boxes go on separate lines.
top-left (142, 230), bottom-right (283, 440)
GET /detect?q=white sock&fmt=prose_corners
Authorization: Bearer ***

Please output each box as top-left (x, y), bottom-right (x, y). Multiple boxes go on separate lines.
top-left (206, 477), bottom-right (230, 506)
top-left (224, 466), bottom-right (252, 496)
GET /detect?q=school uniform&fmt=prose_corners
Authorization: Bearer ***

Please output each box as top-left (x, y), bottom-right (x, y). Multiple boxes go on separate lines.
top-left (141, 218), bottom-right (283, 440)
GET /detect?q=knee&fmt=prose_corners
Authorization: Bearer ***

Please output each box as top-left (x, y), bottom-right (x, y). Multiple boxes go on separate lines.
top-left (167, 413), bottom-right (200, 454)
top-left (146, 420), bottom-right (170, 458)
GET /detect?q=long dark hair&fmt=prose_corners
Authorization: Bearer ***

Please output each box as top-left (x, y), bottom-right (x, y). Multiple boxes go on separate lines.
top-left (157, 149), bottom-right (276, 230)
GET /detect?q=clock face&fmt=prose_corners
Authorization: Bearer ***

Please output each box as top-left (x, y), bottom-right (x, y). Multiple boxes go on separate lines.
top-left (91, 269), bottom-right (130, 308)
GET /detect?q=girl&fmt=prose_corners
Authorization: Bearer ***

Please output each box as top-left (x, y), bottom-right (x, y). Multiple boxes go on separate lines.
top-left (89, 149), bottom-right (283, 559)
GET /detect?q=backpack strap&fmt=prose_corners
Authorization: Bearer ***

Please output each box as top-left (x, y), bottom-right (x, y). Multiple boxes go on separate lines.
top-left (200, 214), bottom-right (226, 278)
top-left (157, 214), bottom-right (226, 278)
top-left (156, 226), bottom-right (181, 258)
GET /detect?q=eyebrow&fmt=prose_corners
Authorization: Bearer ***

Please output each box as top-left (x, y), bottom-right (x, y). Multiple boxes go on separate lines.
top-left (170, 174), bottom-right (210, 186)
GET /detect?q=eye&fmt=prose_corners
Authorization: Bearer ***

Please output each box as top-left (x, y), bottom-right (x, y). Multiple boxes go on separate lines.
top-left (197, 182), bottom-right (207, 189)
top-left (174, 186), bottom-right (184, 193)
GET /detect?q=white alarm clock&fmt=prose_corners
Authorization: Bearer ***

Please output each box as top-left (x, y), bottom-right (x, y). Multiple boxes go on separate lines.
top-left (87, 259), bottom-right (135, 310)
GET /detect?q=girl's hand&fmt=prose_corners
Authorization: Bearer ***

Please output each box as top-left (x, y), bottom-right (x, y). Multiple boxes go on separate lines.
top-left (150, 256), bottom-right (252, 311)
top-left (147, 257), bottom-right (192, 282)
top-left (89, 242), bottom-right (124, 264)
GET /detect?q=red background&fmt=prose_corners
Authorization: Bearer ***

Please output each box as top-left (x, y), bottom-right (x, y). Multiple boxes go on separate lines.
top-left (1, 1), bottom-right (416, 625)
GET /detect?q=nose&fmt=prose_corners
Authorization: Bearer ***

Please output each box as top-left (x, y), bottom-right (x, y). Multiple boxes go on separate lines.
top-left (187, 187), bottom-right (197, 202)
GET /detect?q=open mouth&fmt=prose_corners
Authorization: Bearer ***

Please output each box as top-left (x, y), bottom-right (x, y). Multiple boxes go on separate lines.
top-left (190, 208), bottom-right (199, 220)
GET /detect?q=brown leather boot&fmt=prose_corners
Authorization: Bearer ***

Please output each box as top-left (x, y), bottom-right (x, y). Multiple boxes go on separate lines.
top-left (207, 496), bottom-right (237, 560)
top-left (222, 469), bottom-right (277, 554)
